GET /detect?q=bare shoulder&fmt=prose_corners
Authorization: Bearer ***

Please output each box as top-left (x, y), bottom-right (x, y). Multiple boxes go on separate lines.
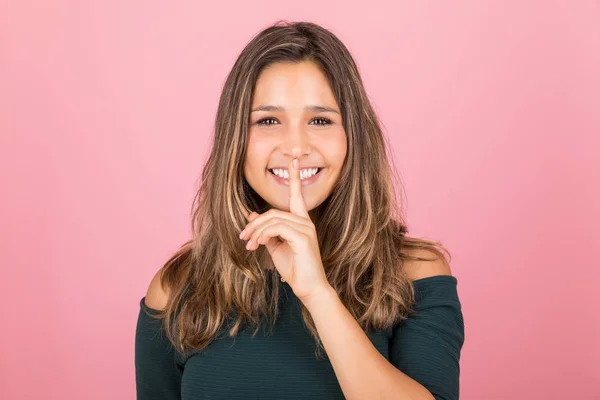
top-left (144, 268), bottom-right (170, 310)
top-left (402, 247), bottom-right (453, 281)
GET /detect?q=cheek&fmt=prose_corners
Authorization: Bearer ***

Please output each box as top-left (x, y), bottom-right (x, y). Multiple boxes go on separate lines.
top-left (245, 132), bottom-right (272, 169)
top-left (322, 130), bottom-right (347, 167)
top-left (246, 133), bottom-right (264, 166)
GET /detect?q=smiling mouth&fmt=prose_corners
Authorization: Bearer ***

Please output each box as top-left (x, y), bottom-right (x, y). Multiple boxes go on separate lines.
top-left (268, 167), bottom-right (323, 180)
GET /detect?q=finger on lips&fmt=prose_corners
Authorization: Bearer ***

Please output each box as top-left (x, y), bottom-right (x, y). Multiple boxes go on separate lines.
top-left (289, 158), bottom-right (309, 218)
top-left (241, 157), bottom-right (309, 248)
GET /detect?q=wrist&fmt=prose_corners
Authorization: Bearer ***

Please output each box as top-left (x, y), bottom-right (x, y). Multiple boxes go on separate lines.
top-left (300, 283), bottom-right (338, 312)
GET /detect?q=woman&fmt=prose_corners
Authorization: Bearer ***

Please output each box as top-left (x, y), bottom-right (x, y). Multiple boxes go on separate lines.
top-left (135, 20), bottom-right (464, 400)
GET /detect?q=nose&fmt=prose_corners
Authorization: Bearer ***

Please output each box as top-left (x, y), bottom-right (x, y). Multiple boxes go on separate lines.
top-left (279, 125), bottom-right (311, 158)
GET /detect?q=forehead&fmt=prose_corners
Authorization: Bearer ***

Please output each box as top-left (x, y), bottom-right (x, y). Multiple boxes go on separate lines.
top-left (251, 61), bottom-right (336, 105)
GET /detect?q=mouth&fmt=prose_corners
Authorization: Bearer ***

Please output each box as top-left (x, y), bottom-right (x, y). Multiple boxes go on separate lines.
top-left (267, 167), bottom-right (324, 186)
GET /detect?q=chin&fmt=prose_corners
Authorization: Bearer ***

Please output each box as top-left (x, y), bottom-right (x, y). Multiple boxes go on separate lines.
top-left (264, 198), bottom-right (314, 213)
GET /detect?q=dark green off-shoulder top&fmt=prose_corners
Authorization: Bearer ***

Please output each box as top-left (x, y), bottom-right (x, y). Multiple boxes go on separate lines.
top-left (135, 274), bottom-right (464, 400)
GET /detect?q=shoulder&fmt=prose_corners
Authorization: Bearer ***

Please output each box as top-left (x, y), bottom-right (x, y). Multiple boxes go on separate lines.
top-left (402, 247), bottom-right (453, 281)
top-left (144, 267), bottom-right (170, 311)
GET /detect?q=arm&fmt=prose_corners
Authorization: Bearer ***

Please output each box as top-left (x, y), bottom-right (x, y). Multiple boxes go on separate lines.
top-left (135, 270), bottom-right (183, 400)
top-left (389, 275), bottom-right (464, 400)
top-left (303, 254), bottom-right (457, 400)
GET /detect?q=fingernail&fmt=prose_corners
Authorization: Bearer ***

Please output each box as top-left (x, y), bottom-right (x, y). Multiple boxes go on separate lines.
top-left (293, 159), bottom-right (299, 169)
top-left (246, 240), bottom-right (253, 249)
top-left (239, 229), bottom-right (246, 239)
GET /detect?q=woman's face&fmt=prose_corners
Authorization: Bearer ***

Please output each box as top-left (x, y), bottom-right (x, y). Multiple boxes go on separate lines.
top-left (244, 61), bottom-right (347, 212)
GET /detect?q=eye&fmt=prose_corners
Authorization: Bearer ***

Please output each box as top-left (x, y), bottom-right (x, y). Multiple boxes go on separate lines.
top-left (310, 117), bottom-right (332, 126)
top-left (254, 117), bottom-right (333, 127)
top-left (256, 117), bottom-right (278, 126)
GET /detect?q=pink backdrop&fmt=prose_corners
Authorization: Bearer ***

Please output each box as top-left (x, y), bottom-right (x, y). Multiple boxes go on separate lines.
top-left (1, 1), bottom-right (598, 399)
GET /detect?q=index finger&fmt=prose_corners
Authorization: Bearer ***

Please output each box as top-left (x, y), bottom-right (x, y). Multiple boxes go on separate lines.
top-left (289, 158), bottom-right (309, 217)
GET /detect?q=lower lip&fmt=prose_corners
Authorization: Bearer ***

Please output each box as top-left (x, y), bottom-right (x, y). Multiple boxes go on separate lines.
top-left (268, 168), bottom-right (323, 187)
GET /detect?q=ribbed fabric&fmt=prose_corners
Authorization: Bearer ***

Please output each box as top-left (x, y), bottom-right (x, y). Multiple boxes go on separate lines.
top-left (135, 275), bottom-right (464, 400)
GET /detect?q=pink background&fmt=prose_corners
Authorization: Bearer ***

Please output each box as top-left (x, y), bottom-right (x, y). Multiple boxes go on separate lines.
top-left (1, 1), bottom-right (599, 399)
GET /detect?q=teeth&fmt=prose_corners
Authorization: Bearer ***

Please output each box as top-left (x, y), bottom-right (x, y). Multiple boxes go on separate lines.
top-left (272, 168), bottom-right (319, 180)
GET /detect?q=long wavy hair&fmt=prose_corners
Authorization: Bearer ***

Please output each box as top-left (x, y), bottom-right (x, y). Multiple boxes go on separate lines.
top-left (147, 20), bottom-right (450, 358)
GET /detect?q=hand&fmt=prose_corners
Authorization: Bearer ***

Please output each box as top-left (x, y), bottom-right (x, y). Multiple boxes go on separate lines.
top-left (239, 158), bottom-right (331, 304)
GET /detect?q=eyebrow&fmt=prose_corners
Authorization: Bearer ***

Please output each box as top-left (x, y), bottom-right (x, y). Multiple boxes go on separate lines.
top-left (250, 105), bottom-right (340, 114)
